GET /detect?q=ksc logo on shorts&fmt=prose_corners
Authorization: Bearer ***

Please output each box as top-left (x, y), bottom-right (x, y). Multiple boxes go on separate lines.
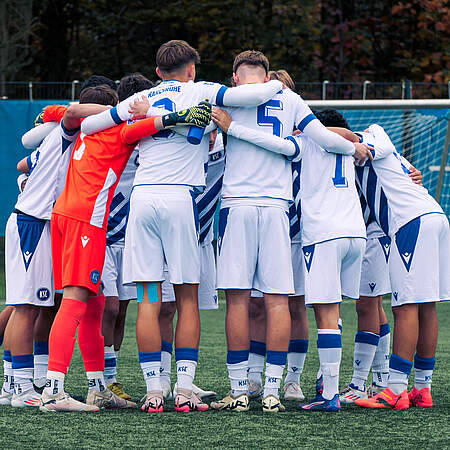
top-left (36, 288), bottom-right (50, 301)
top-left (90, 270), bottom-right (100, 284)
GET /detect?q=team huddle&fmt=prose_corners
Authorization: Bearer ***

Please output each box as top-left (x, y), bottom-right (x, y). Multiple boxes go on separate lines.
top-left (1, 40), bottom-right (449, 414)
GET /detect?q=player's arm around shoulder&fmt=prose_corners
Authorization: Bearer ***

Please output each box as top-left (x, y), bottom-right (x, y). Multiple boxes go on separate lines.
top-left (212, 107), bottom-right (298, 158)
top-left (63, 103), bottom-right (111, 132)
top-left (365, 124), bottom-right (396, 160)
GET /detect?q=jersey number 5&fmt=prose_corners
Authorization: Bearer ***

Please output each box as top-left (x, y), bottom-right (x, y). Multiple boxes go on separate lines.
top-left (332, 154), bottom-right (348, 188)
top-left (257, 100), bottom-right (283, 136)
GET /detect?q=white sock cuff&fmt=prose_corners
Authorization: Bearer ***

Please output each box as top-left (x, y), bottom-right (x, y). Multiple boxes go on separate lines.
top-left (318, 328), bottom-right (341, 335)
top-left (86, 371), bottom-right (104, 379)
top-left (47, 370), bottom-right (65, 381)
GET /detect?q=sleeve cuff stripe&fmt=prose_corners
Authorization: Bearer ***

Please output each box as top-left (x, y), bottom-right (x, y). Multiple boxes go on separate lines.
top-left (26, 155), bottom-right (32, 169)
top-left (110, 107), bottom-right (123, 125)
top-left (285, 135), bottom-right (301, 161)
top-left (297, 113), bottom-right (316, 132)
top-left (60, 121), bottom-right (79, 136)
top-left (216, 86), bottom-right (228, 107)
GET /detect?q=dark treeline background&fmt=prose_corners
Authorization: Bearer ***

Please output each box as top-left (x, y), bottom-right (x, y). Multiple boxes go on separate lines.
top-left (1, 0), bottom-right (449, 84)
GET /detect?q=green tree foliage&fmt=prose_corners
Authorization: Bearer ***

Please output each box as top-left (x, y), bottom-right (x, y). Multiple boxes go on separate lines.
top-left (17, 0), bottom-right (450, 84)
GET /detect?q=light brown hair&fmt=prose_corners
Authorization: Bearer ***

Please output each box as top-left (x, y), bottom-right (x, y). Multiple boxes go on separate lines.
top-left (233, 50), bottom-right (269, 75)
top-left (269, 69), bottom-right (295, 91)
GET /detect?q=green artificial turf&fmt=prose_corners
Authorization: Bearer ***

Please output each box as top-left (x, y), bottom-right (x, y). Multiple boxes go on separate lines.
top-left (0, 294), bottom-right (449, 449)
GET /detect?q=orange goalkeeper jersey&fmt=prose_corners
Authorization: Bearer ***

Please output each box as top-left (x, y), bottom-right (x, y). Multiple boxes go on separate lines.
top-left (53, 117), bottom-right (159, 230)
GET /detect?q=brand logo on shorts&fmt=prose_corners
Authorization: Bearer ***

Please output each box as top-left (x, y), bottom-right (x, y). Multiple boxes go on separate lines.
top-left (81, 236), bottom-right (90, 248)
top-left (355, 360), bottom-right (361, 366)
top-left (23, 251), bottom-right (33, 264)
top-left (90, 270), bottom-right (100, 284)
top-left (393, 292), bottom-right (398, 301)
top-left (369, 282), bottom-right (376, 292)
top-left (36, 288), bottom-right (50, 301)
top-left (302, 244), bottom-right (315, 272)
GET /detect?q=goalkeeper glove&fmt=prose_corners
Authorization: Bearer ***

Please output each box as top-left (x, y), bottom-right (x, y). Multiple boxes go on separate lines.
top-left (162, 101), bottom-right (211, 128)
top-left (34, 108), bottom-right (46, 127)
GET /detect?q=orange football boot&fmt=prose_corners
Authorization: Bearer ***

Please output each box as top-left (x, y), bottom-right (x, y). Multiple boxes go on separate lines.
top-left (355, 387), bottom-right (409, 409)
top-left (408, 387), bottom-right (433, 407)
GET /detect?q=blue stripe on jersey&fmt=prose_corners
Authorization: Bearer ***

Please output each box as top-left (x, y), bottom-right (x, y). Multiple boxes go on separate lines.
top-left (109, 192), bottom-right (126, 213)
top-left (198, 177), bottom-right (223, 244)
top-left (289, 160), bottom-right (302, 240)
top-left (297, 113), bottom-right (316, 132)
top-left (110, 107), bottom-right (123, 125)
top-left (106, 202), bottom-right (130, 246)
top-left (356, 164), bottom-right (389, 235)
top-left (216, 86), bottom-right (229, 107)
top-left (60, 122), bottom-right (79, 136)
top-left (61, 137), bottom-right (72, 154)
top-left (285, 136), bottom-right (301, 161)
top-left (26, 155), bottom-right (32, 171)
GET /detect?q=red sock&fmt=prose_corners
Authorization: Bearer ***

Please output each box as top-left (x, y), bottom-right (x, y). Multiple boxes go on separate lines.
top-left (78, 295), bottom-right (106, 372)
top-left (48, 298), bottom-right (87, 373)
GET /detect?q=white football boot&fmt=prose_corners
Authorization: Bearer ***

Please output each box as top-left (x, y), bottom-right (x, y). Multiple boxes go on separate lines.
top-left (11, 388), bottom-right (41, 407)
top-left (40, 390), bottom-right (99, 412)
top-left (283, 381), bottom-right (305, 401)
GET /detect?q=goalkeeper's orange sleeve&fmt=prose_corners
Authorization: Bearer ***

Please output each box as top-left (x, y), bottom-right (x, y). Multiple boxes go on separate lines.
top-left (120, 117), bottom-right (159, 145)
top-left (43, 105), bottom-right (67, 123)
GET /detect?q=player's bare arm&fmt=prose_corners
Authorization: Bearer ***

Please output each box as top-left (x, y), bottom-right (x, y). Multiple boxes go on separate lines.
top-left (63, 103), bottom-right (112, 131)
top-left (327, 126), bottom-right (373, 164)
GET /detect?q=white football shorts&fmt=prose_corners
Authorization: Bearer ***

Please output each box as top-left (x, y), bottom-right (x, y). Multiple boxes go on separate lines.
top-left (303, 237), bottom-right (366, 306)
top-left (102, 245), bottom-right (136, 300)
top-left (161, 242), bottom-right (218, 310)
top-left (389, 213), bottom-right (450, 306)
top-left (251, 242), bottom-right (304, 299)
top-left (359, 235), bottom-right (391, 297)
top-left (217, 205), bottom-right (294, 294)
top-left (5, 212), bottom-right (54, 307)
top-left (123, 185), bottom-right (200, 285)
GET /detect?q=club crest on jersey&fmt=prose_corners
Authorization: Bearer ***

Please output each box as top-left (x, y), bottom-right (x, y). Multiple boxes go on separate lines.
top-left (302, 244), bottom-right (315, 272)
top-left (81, 235), bottom-right (90, 248)
top-left (36, 288), bottom-right (50, 301)
top-left (90, 270), bottom-right (100, 284)
top-left (378, 236), bottom-right (391, 263)
top-left (393, 292), bottom-right (398, 301)
top-left (369, 282), bottom-right (376, 293)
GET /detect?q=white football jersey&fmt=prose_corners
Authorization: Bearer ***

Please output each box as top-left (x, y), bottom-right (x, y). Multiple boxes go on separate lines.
top-left (221, 89), bottom-right (311, 203)
top-left (356, 125), bottom-right (444, 235)
top-left (294, 134), bottom-right (366, 246)
top-left (197, 136), bottom-right (225, 245)
top-left (106, 148), bottom-right (139, 247)
top-left (15, 122), bottom-right (77, 220)
top-left (114, 80), bottom-right (237, 189)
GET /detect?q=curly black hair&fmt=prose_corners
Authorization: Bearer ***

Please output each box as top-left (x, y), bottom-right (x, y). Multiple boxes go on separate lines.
top-left (315, 109), bottom-right (350, 129)
top-left (117, 73), bottom-right (154, 102)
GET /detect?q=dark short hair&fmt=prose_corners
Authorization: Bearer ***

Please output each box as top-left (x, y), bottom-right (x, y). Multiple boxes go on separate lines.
top-left (80, 75), bottom-right (116, 93)
top-left (233, 50), bottom-right (269, 75)
top-left (79, 85), bottom-right (118, 106)
top-left (156, 40), bottom-right (200, 73)
top-left (118, 73), bottom-right (154, 102)
top-left (315, 109), bottom-right (350, 129)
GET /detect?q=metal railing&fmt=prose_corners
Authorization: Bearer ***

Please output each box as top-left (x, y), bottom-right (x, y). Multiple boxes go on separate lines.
top-left (0, 80), bottom-right (449, 101)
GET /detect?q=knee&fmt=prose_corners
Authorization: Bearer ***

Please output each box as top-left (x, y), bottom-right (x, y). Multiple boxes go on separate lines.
top-left (356, 297), bottom-right (377, 318)
top-left (160, 302), bottom-right (177, 320)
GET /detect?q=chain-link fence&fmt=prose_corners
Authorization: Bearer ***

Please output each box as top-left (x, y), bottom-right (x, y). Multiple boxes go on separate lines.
top-left (0, 80), bottom-right (449, 101)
